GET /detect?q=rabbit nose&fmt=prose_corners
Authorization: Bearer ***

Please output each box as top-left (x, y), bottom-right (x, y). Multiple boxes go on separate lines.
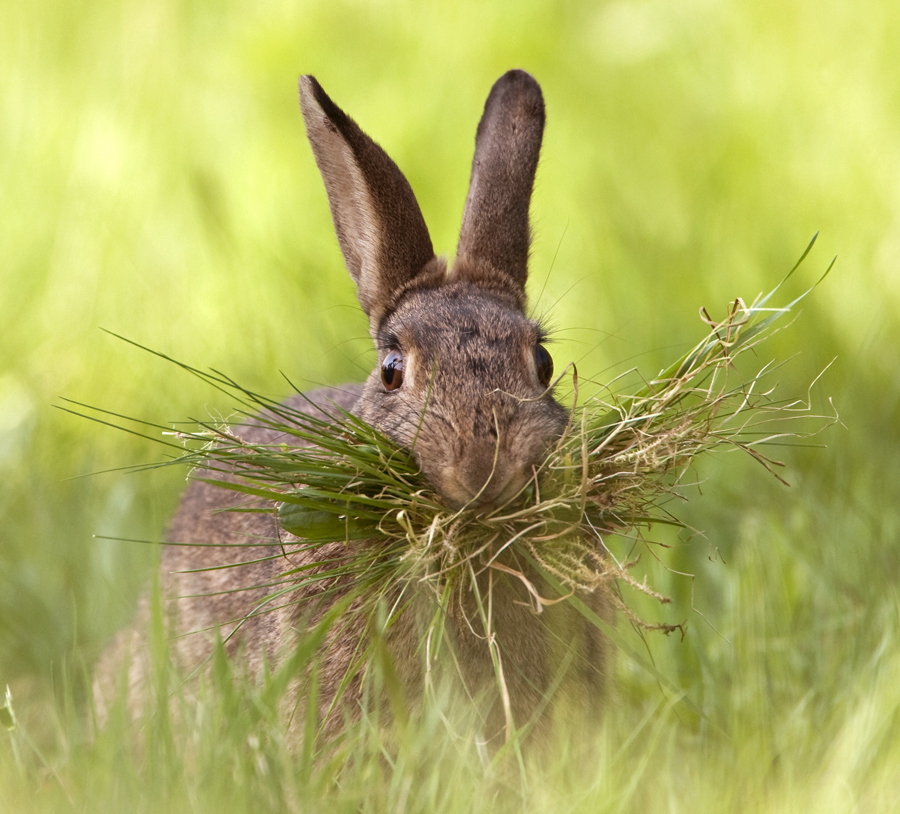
top-left (455, 444), bottom-right (528, 510)
top-left (472, 476), bottom-right (527, 512)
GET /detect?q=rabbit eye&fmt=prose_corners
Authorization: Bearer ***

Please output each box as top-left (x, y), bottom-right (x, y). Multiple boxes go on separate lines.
top-left (534, 344), bottom-right (554, 388)
top-left (381, 350), bottom-right (404, 391)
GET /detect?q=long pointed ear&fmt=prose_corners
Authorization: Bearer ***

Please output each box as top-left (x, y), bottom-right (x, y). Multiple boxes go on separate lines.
top-left (453, 70), bottom-right (545, 311)
top-left (299, 76), bottom-right (439, 332)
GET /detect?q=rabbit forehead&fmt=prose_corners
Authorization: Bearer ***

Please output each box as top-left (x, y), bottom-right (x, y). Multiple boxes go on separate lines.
top-left (381, 282), bottom-right (541, 355)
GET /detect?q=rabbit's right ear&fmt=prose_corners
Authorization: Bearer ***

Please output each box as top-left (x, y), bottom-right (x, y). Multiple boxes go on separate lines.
top-left (453, 70), bottom-right (545, 312)
top-left (299, 76), bottom-right (440, 332)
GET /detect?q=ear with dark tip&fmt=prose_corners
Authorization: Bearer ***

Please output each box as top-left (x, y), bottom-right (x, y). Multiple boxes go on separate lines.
top-left (453, 70), bottom-right (545, 310)
top-left (299, 75), bottom-right (438, 332)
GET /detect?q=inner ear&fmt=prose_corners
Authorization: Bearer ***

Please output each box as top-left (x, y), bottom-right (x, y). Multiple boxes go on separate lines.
top-left (299, 76), bottom-right (439, 332)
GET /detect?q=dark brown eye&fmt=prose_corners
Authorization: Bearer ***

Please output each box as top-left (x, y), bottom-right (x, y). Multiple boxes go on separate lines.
top-left (381, 350), bottom-right (404, 391)
top-left (534, 344), bottom-right (554, 388)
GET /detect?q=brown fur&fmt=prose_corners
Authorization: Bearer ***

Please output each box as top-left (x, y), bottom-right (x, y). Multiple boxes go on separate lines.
top-left (95, 71), bottom-right (610, 746)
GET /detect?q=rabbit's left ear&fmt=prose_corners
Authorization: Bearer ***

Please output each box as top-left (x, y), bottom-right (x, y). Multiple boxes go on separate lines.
top-left (299, 76), bottom-right (440, 332)
top-left (453, 70), bottom-right (545, 312)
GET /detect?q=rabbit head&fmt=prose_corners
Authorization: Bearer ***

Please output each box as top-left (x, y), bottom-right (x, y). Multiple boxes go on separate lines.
top-left (299, 71), bottom-right (567, 510)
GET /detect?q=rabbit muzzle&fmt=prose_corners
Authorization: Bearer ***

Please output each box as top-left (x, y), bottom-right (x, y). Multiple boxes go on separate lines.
top-left (407, 389), bottom-right (567, 513)
top-left (442, 449), bottom-right (533, 513)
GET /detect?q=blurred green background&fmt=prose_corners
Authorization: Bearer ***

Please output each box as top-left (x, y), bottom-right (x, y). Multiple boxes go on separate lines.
top-left (2, 0), bottom-right (898, 793)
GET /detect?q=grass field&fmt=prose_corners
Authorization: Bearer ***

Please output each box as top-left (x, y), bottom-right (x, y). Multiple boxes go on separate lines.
top-left (2, 0), bottom-right (899, 810)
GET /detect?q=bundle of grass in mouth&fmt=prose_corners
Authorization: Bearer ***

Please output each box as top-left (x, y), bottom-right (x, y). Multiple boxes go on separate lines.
top-left (148, 247), bottom-right (828, 638)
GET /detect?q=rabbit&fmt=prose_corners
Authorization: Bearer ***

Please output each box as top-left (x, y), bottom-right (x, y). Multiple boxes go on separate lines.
top-left (94, 70), bottom-right (610, 747)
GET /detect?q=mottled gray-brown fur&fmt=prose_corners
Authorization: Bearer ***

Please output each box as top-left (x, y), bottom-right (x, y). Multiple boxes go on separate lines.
top-left (95, 70), bottom-right (610, 746)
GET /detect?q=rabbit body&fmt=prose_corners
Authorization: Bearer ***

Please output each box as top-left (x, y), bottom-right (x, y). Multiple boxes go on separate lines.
top-left (97, 71), bottom-right (610, 744)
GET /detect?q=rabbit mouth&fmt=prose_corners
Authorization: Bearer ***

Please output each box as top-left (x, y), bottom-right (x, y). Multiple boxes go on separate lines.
top-left (437, 466), bottom-right (532, 515)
